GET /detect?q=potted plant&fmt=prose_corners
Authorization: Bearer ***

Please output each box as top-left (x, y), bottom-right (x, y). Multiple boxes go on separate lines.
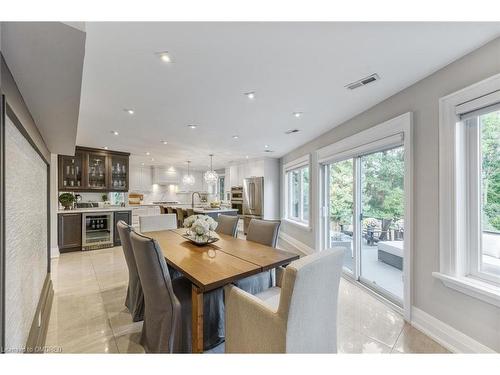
top-left (58, 193), bottom-right (75, 210)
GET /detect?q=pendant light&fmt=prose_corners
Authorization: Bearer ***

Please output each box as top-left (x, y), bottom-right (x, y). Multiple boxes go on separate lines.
top-left (204, 154), bottom-right (218, 185)
top-left (182, 160), bottom-right (195, 186)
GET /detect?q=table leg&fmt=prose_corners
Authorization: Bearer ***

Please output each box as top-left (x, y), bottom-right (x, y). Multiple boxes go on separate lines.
top-left (191, 285), bottom-right (204, 353)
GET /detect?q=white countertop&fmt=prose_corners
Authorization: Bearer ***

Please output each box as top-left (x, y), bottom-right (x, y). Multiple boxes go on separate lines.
top-left (58, 207), bottom-right (132, 214)
top-left (193, 208), bottom-right (238, 213)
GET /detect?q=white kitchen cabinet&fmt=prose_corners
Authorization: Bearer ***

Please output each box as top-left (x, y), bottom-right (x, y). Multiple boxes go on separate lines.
top-left (129, 165), bottom-right (153, 192)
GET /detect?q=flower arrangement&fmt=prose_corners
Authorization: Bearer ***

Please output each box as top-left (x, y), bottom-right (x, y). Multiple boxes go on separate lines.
top-left (183, 215), bottom-right (218, 242)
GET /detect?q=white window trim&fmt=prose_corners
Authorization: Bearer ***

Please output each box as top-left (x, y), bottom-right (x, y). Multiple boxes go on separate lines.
top-left (316, 112), bottom-right (413, 321)
top-left (435, 72), bottom-right (500, 308)
top-left (283, 154), bottom-right (311, 230)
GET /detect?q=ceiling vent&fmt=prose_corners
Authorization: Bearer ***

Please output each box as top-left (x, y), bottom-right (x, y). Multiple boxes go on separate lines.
top-left (345, 73), bottom-right (380, 90)
top-left (264, 149), bottom-right (274, 153)
top-left (285, 129), bottom-right (300, 134)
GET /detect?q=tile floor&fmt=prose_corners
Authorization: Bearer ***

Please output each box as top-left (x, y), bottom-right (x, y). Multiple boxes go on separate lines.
top-left (45, 246), bottom-right (449, 354)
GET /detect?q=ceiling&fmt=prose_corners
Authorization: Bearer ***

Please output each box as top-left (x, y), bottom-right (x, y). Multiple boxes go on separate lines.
top-left (2, 22), bottom-right (86, 155)
top-left (76, 22), bottom-right (500, 170)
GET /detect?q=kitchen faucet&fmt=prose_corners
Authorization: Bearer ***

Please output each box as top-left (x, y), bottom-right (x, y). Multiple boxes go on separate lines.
top-left (191, 191), bottom-right (201, 208)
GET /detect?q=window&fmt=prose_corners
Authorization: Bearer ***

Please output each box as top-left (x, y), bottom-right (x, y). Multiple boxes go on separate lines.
top-left (284, 157), bottom-right (310, 226)
top-left (437, 75), bottom-right (500, 307)
top-left (217, 176), bottom-right (225, 201)
top-left (462, 105), bottom-right (500, 282)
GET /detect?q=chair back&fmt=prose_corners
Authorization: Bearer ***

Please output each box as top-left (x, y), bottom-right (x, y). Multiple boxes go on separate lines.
top-left (215, 214), bottom-right (239, 237)
top-left (129, 231), bottom-right (181, 353)
top-left (186, 208), bottom-right (195, 217)
top-left (246, 219), bottom-right (281, 247)
top-left (139, 214), bottom-right (177, 232)
top-left (116, 220), bottom-right (144, 320)
top-left (177, 209), bottom-right (186, 227)
top-left (160, 206), bottom-right (167, 214)
top-left (166, 207), bottom-right (175, 214)
top-left (278, 248), bottom-right (343, 353)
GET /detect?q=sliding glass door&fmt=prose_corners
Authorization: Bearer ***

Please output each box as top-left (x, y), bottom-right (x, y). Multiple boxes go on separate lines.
top-left (324, 145), bottom-right (405, 307)
top-left (359, 147), bottom-right (405, 305)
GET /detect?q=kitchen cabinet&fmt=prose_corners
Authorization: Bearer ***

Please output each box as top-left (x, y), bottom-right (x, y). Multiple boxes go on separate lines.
top-left (58, 213), bottom-right (82, 252)
top-left (113, 210), bottom-right (132, 245)
top-left (58, 146), bottom-right (130, 192)
top-left (130, 165), bottom-right (152, 192)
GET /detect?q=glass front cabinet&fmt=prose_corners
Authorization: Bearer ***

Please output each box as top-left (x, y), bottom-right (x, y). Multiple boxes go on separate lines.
top-left (58, 147), bottom-right (130, 192)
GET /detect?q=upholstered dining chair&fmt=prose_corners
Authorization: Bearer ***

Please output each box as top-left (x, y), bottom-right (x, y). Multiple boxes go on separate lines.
top-left (160, 205), bottom-right (167, 214)
top-left (215, 214), bottom-right (239, 237)
top-left (139, 214), bottom-right (177, 232)
top-left (166, 206), bottom-right (175, 214)
top-left (116, 220), bottom-right (144, 322)
top-left (130, 231), bottom-right (225, 353)
top-left (176, 209), bottom-right (186, 228)
top-left (186, 208), bottom-right (195, 218)
top-left (129, 231), bottom-right (191, 353)
top-left (235, 219), bottom-right (281, 294)
top-left (225, 247), bottom-right (344, 353)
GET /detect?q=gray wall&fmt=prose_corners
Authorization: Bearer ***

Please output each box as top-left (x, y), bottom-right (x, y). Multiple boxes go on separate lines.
top-left (280, 37), bottom-right (500, 350)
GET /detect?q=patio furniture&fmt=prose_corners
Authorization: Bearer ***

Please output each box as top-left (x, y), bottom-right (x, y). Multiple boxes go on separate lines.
top-left (377, 241), bottom-right (404, 270)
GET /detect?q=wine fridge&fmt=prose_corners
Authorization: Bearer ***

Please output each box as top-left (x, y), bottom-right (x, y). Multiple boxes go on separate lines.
top-left (82, 212), bottom-right (114, 250)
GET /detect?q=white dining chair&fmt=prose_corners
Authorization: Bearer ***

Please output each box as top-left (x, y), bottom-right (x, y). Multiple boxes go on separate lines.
top-left (139, 214), bottom-right (177, 232)
top-left (224, 247), bottom-right (344, 353)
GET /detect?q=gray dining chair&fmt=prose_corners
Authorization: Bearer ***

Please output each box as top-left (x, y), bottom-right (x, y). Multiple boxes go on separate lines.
top-left (130, 231), bottom-right (224, 353)
top-left (177, 209), bottom-right (186, 228)
top-left (215, 214), bottom-right (239, 237)
top-left (235, 219), bottom-right (281, 294)
top-left (186, 208), bottom-right (195, 218)
top-left (116, 220), bottom-right (144, 322)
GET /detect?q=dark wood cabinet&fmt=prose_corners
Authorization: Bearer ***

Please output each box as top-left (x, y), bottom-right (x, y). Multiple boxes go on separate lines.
top-left (58, 147), bottom-right (130, 192)
top-left (58, 213), bottom-right (82, 252)
top-left (113, 210), bottom-right (132, 246)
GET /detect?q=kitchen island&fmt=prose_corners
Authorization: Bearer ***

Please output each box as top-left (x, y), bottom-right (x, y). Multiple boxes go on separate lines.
top-left (191, 207), bottom-right (238, 220)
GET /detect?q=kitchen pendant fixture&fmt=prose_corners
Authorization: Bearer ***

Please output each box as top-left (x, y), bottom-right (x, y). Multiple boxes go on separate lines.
top-left (182, 161), bottom-right (195, 186)
top-left (204, 154), bottom-right (218, 186)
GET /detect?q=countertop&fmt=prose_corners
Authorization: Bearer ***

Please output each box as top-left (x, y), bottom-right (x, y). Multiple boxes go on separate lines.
top-left (193, 208), bottom-right (238, 213)
top-left (58, 207), bottom-right (132, 214)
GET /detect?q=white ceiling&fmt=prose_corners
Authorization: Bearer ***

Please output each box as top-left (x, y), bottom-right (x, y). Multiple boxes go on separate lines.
top-left (77, 22), bottom-right (500, 170)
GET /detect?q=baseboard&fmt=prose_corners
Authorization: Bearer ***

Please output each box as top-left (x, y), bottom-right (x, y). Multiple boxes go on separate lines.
top-left (50, 246), bottom-right (60, 258)
top-left (278, 232), bottom-right (315, 256)
top-left (411, 307), bottom-right (496, 353)
top-left (25, 274), bottom-right (54, 353)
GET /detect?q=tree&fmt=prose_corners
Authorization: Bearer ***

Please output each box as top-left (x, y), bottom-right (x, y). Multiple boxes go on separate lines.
top-left (481, 112), bottom-right (500, 231)
top-left (329, 160), bottom-right (353, 232)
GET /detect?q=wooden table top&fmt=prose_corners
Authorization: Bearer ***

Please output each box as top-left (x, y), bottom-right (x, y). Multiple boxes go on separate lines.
top-left (144, 229), bottom-right (299, 292)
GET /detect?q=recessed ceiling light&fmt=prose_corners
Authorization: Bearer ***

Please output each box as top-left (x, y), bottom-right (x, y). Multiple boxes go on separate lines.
top-left (157, 51), bottom-right (172, 63)
top-left (141, 162), bottom-right (145, 166)
top-left (111, 130), bottom-right (119, 136)
top-left (244, 91), bottom-right (256, 100)
top-left (187, 124), bottom-right (198, 129)
top-left (264, 144), bottom-right (269, 148)
top-left (161, 140), bottom-right (168, 145)
top-left (232, 135), bottom-right (239, 139)
top-left (146, 152), bottom-right (150, 156)
top-left (103, 146), bottom-right (108, 150)
top-left (285, 129), bottom-right (300, 134)
top-left (246, 155), bottom-right (249, 159)
top-left (293, 112), bottom-right (303, 118)
top-left (151, 158), bottom-right (155, 162)
top-left (124, 109), bottom-right (135, 115)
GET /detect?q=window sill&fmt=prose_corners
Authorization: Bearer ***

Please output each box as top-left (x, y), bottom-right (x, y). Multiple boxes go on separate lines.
top-left (282, 218), bottom-right (312, 231)
top-left (432, 272), bottom-right (500, 308)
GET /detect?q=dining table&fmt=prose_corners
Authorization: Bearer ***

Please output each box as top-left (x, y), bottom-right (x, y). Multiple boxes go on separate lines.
top-left (143, 228), bottom-right (300, 353)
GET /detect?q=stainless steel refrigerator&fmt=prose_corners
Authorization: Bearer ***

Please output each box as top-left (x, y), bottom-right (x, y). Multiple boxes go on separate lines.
top-left (243, 176), bottom-right (264, 234)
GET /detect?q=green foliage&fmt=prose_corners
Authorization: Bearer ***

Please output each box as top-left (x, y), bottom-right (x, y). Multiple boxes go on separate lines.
top-left (329, 159), bottom-right (353, 226)
top-left (481, 112), bottom-right (500, 231)
top-left (58, 193), bottom-right (75, 207)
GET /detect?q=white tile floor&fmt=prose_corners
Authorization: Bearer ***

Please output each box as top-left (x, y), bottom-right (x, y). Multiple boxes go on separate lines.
top-left (45, 246), bottom-right (449, 354)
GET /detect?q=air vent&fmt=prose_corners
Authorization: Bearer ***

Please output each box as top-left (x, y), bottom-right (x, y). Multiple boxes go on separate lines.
top-left (264, 149), bottom-right (274, 153)
top-left (345, 73), bottom-right (380, 90)
top-left (285, 129), bottom-right (300, 134)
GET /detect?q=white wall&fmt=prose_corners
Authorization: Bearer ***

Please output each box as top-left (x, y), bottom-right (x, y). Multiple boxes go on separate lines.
top-left (280, 37), bottom-right (500, 351)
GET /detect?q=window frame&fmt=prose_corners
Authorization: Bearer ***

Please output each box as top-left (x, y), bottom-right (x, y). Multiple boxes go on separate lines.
top-left (283, 155), bottom-right (311, 228)
top-left (435, 73), bottom-right (500, 307)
